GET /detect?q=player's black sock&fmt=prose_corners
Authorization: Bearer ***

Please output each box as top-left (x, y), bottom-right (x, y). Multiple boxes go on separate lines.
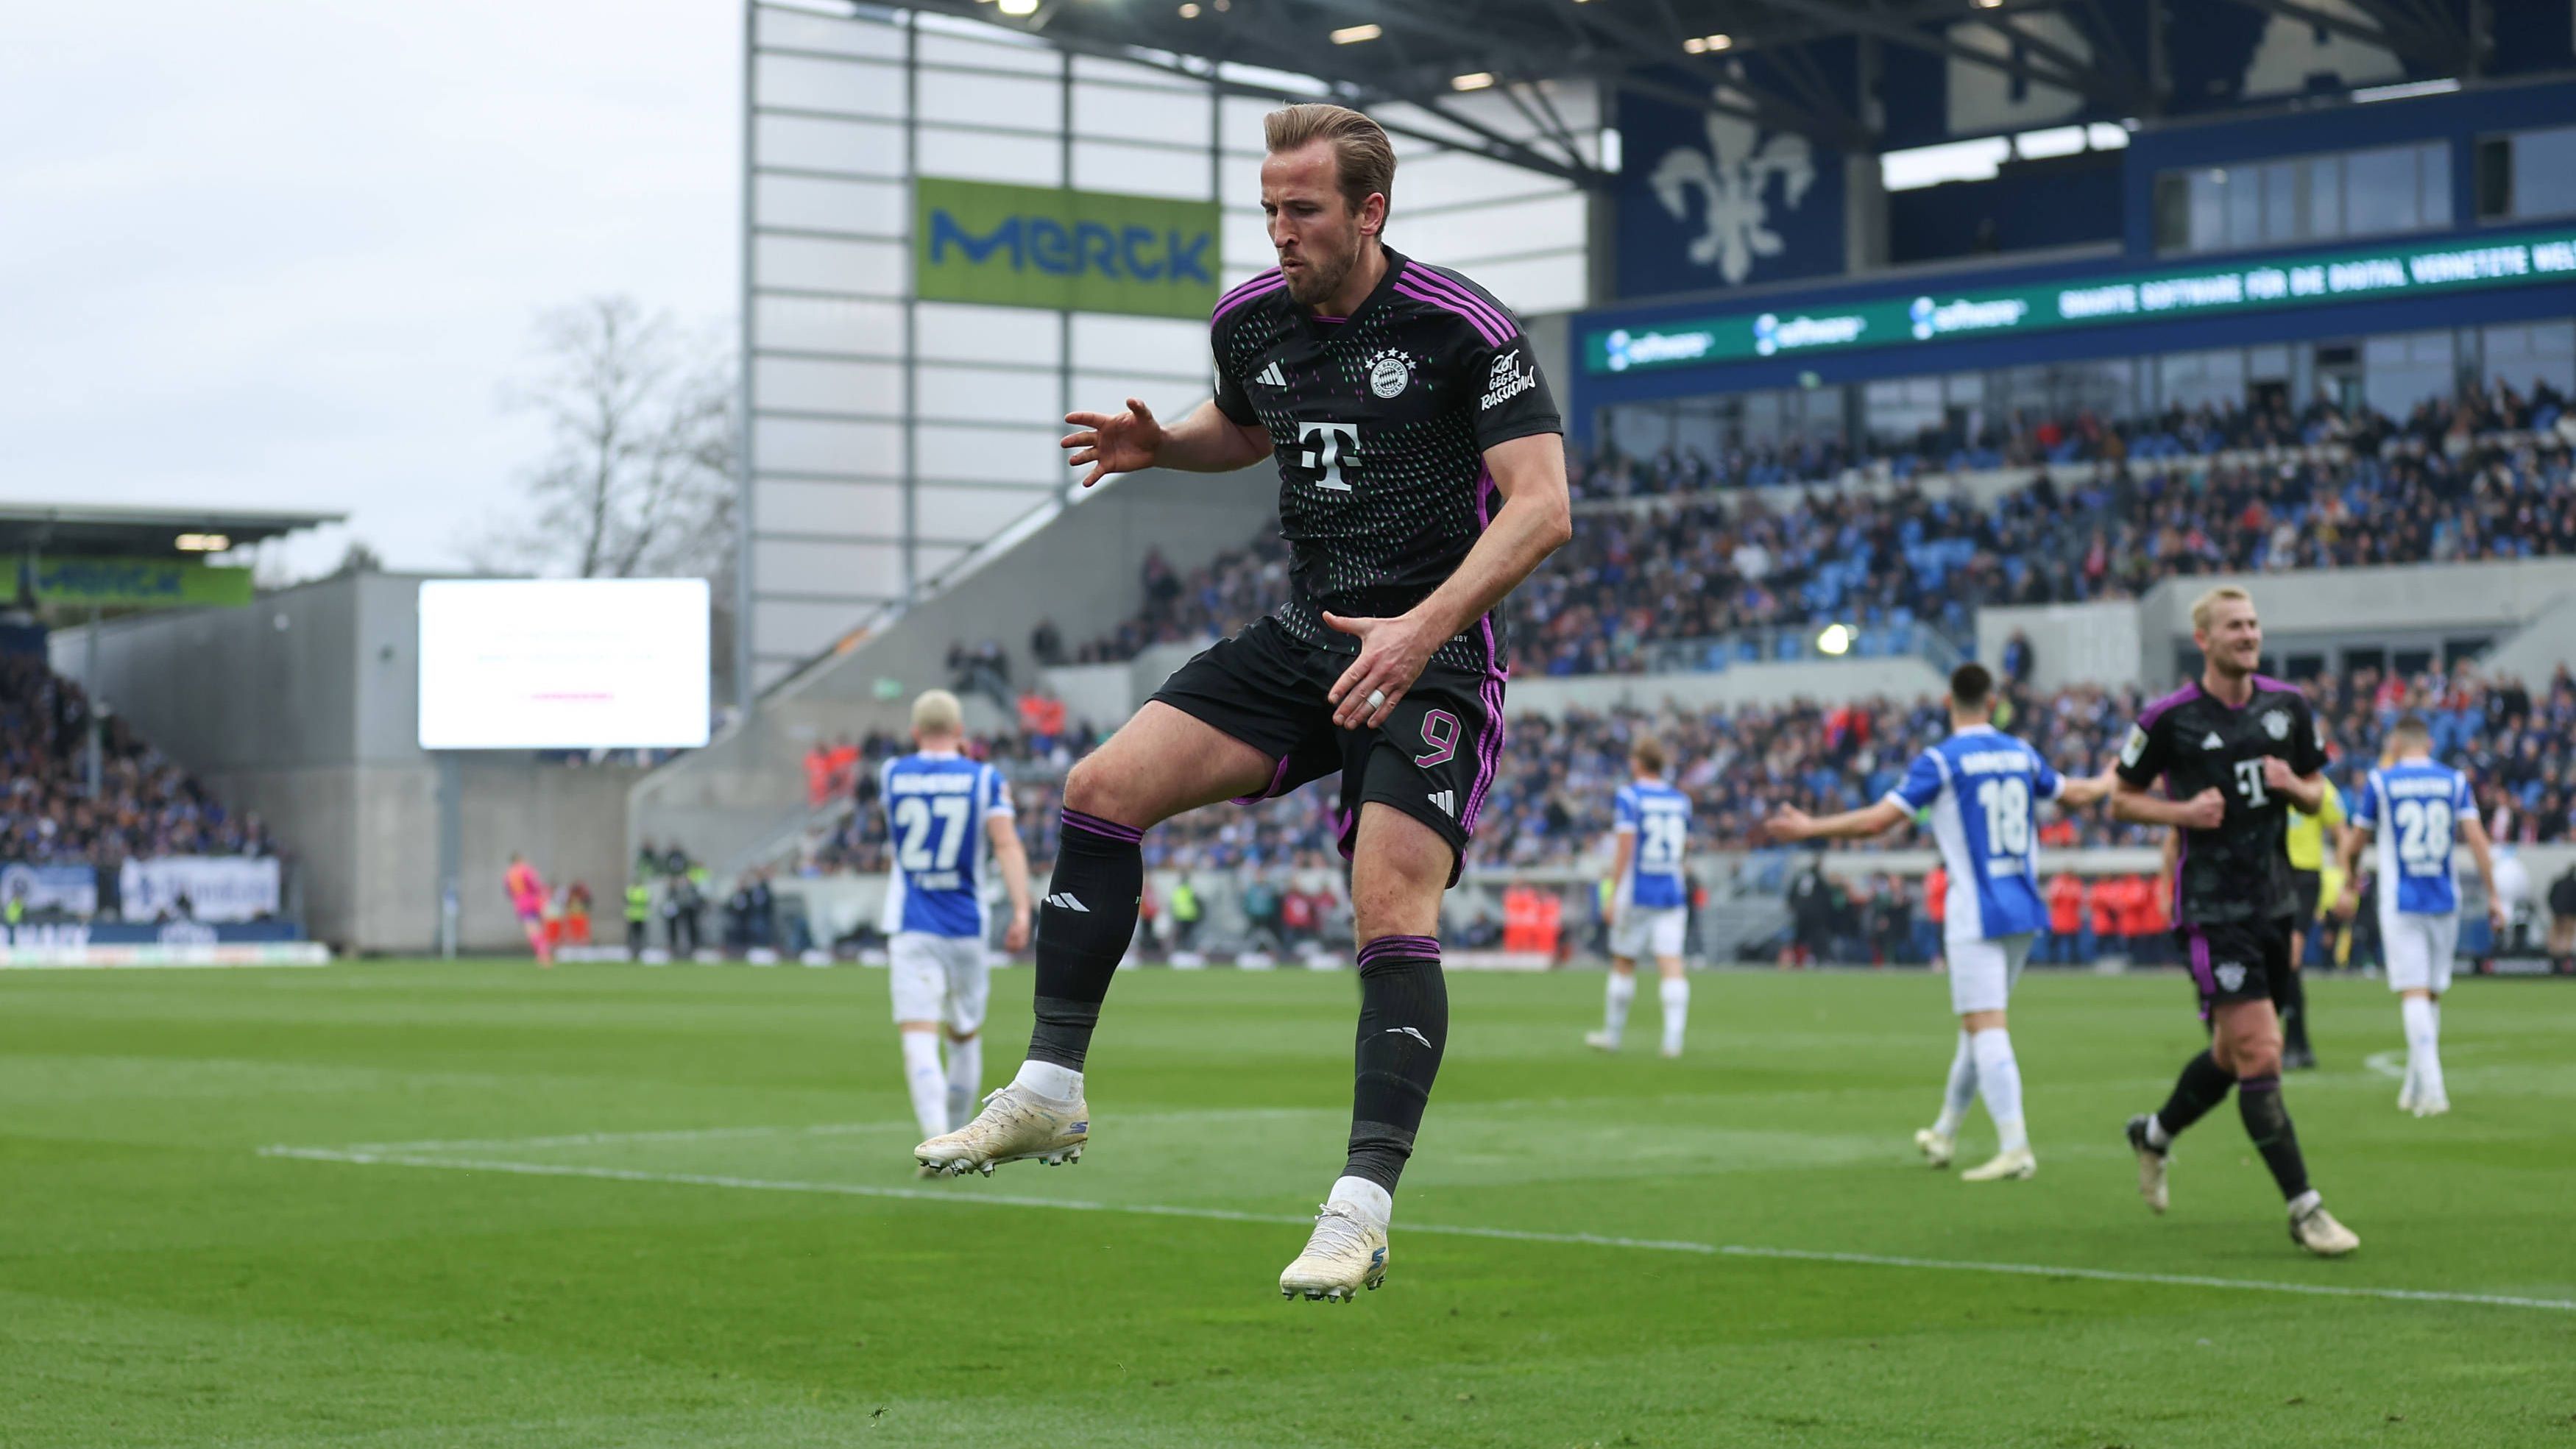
top-left (2152, 1048), bottom-right (2235, 1141)
top-left (2279, 968), bottom-right (2310, 1053)
top-left (2237, 1074), bottom-right (2311, 1201)
top-left (1024, 809), bottom-right (1144, 1073)
top-left (1343, 935), bottom-right (1448, 1192)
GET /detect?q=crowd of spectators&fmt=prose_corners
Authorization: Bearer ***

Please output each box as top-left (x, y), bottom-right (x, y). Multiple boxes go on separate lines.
top-left (0, 651), bottom-right (270, 866)
top-left (1030, 382), bottom-right (2576, 679)
top-left (796, 664), bottom-right (2576, 890)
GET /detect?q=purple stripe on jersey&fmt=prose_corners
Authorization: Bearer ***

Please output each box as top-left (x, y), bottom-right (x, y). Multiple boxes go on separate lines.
top-left (1403, 266), bottom-right (1517, 344)
top-left (1472, 464), bottom-right (1502, 673)
top-left (2249, 674), bottom-right (2299, 695)
top-left (1211, 274), bottom-right (1286, 323)
top-left (1213, 268), bottom-right (1281, 310)
top-left (1390, 279), bottom-right (1507, 346)
top-left (2136, 681), bottom-right (2201, 730)
top-left (1462, 671), bottom-right (1509, 832)
top-left (1312, 315), bottom-right (1347, 323)
top-left (1059, 807), bottom-right (1144, 844)
top-left (1229, 750), bottom-right (1293, 807)
top-left (1356, 933), bottom-right (1441, 966)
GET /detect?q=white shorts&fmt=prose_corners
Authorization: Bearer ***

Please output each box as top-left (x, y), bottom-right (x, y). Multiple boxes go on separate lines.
top-left (1611, 906), bottom-right (1687, 961)
top-left (890, 932), bottom-right (990, 1034)
top-left (2380, 910), bottom-right (2459, 994)
top-left (1946, 932), bottom-right (2031, 1016)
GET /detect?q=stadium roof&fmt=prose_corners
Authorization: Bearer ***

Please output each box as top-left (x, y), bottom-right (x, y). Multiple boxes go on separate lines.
top-left (905, 0), bottom-right (2477, 183)
top-left (0, 502), bottom-right (345, 559)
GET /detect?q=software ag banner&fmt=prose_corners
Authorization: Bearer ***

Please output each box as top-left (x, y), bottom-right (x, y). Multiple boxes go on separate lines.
top-left (913, 177), bottom-right (1220, 320)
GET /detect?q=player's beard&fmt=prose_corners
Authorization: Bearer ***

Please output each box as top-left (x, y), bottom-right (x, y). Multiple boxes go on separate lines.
top-left (1281, 220), bottom-right (1361, 307)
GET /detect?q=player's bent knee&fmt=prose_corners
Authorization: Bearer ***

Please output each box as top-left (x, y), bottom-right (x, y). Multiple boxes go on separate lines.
top-left (898, 1021), bottom-right (939, 1035)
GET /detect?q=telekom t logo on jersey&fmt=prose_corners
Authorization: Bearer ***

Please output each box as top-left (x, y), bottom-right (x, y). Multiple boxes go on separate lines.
top-left (1293, 420), bottom-right (1362, 493)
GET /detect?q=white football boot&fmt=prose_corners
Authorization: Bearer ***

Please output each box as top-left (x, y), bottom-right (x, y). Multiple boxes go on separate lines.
top-left (1278, 1202), bottom-right (1389, 1303)
top-left (914, 1083), bottom-right (1086, 1177)
top-left (2124, 1113), bottom-right (2170, 1214)
top-left (1582, 1030), bottom-right (1620, 1052)
top-left (2290, 1201), bottom-right (2361, 1256)
top-left (1914, 1127), bottom-right (1956, 1169)
top-left (1961, 1146), bottom-right (2037, 1182)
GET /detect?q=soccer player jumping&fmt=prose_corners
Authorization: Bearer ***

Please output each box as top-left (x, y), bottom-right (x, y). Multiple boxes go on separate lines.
top-left (2112, 587), bottom-right (2360, 1255)
top-left (913, 103), bottom-right (1572, 1303)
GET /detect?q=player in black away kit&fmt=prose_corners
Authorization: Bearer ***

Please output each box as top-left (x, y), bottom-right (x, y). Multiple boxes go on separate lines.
top-left (2112, 587), bottom-right (2360, 1255)
top-left (913, 103), bottom-right (1573, 1300)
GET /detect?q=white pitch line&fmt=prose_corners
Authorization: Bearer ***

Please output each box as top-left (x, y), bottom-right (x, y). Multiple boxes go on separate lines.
top-left (256, 1144), bottom-right (2576, 1314)
top-left (2363, 1049), bottom-right (2406, 1080)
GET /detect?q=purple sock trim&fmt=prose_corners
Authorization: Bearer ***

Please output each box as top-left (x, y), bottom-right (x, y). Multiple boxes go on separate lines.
top-left (2239, 1074), bottom-right (2282, 1093)
top-left (1357, 934), bottom-right (1441, 967)
top-left (1059, 807), bottom-right (1144, 844)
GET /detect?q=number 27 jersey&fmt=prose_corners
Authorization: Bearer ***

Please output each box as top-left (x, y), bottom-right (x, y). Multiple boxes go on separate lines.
top-left (1209, 245), bottom-right (1562, 676)
top-left (879, 752), bottom-right (1013, 939)
top-left (1886, 724), bottom-right (2065, 940)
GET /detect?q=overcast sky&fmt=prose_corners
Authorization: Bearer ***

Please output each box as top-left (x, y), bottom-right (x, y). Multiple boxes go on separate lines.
top-left (0, 0), bottom-right (740, 580)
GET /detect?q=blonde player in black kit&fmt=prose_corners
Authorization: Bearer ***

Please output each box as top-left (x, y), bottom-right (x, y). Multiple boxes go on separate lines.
top-left (2112, 587), bottom-right (2360, 1256)
top-left (913, 103), bottom-right (1574, 1302)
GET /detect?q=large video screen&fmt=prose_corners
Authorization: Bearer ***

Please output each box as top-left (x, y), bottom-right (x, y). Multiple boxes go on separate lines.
top-left (417, 579), bottom-right (711, 750)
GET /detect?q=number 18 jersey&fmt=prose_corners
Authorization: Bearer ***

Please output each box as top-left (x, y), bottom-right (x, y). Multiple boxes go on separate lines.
top-left (1886, 723), bottom-right (2066, 940)
top-left (2354, 760), bottom-right (2474, 916)
top-left (879, 751), bottom-right (1013, 939)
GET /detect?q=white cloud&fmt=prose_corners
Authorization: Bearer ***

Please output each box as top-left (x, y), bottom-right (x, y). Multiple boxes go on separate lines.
top-left (0, 0), bottom-right (738, 579)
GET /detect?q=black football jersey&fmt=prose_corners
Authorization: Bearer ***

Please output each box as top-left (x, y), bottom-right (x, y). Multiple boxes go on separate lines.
top-left (1209, 246), bottom-right (1563, 676)
top-left (2114, 676), bottom-right (2328, 926)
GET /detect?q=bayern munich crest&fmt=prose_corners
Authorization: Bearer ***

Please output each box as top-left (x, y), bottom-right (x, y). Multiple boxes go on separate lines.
top-left (1365, 347), bottom-right (1415, 398)
top-left (2262, 709), bottom-right (2290, 740)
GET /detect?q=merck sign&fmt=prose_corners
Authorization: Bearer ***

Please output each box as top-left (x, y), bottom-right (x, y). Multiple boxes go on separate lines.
top-left (914, 177), bottom-right (1221, 320)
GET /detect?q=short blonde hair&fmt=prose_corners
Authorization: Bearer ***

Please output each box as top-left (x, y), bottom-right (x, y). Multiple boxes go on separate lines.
top-left (911, 689), bottom-right (963, 737)
top-left (1631, 736), bottom-right (1667, 776)
top-left (2190, 585), bottom-right (2254, 635)
top-left (1264, 103), bottom-right (1395, 223)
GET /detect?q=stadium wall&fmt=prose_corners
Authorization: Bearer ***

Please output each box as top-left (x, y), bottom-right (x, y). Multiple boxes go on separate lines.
top-left (52, 574), bottom-right (644, 954)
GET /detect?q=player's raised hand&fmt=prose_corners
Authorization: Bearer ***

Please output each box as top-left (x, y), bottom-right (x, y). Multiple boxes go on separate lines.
top-left (2179, 786), bottom-right (2226, 830)
top-left (1061, 398), bottom-right (1163, 487)
top-left (1322, 610), bottom-right (1439, 729)
top-left (1763, 805), bottom-right (1816, 843)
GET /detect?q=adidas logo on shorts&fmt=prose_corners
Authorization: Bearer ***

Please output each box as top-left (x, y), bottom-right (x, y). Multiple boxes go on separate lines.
top-left (1428, 789), bottom-right (1455, 817)
top-left (1044, 893), bottom-right (1089, 913)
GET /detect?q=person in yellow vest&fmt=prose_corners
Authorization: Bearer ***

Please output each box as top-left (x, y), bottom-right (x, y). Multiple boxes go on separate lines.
top-left (2281, 773), bottom-right (2348, 1071)
top-left (623, 877), bottom-right (654, 960)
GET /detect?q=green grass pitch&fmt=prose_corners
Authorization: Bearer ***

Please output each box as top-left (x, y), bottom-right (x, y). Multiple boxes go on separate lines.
top-left (5, 961), bottom-right (2572, 1447)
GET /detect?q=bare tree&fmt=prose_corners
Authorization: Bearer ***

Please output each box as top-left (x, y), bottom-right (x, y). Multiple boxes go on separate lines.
top-left (473, 296), bottom-right (738, 588)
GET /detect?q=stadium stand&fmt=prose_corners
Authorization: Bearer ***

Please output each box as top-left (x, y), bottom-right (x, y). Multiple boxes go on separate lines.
top-left (1049, 386), bottom-right (2576, 679)
top-left (0, 649), bottom-right (272, 870)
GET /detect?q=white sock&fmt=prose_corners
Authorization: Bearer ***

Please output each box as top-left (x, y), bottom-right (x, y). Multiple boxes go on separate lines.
top-left (2145, 1115), bottom-right (2173, 1150)
top-left (1327, 1174), bottom-right (1393, 1226)
top-left (944, 1034), bottom-right (983, 1131)
top-left (1011, 1058), bottom-right (1083, 1102)
top-left (1933, 1030), bottom-right (1977, 1136)
top-left (901, 1032), bottom-right (948, 1140)
top-left (1602, 971), bottom-right (1635, 1043)
top-left (2401, 996), bottom-right (2444, 1100)
top-left (1658, 977), bottom-right (1690, 1053)
top-left (2287, 1188), bottom-right (2322, 1219)
top-left (1971, 1027), bottom-right (2028, 1154)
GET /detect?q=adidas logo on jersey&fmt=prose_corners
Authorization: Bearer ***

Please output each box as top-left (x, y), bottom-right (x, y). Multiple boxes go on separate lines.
top-left (2201, 731), bottom-right (2224, 749)
top-left (1253, 360), bottom-right (1287, 389)
top-left (1044, 893), bottom-right (1089, 913)
top-left (1428, 789), bottom-right (1456, 817)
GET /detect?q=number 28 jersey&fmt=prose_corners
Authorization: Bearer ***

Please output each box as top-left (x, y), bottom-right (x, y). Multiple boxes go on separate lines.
top-left (2353, 760), bottom-right (2474, 916)
top-left (1209, 246), bottom-right (1562, 676)
top-left (1886, 723), bottom-right (2066, 940)
top-left (878, 751), bottom-right (1013, 939)
top-left (2113, 677), bottom-right (2326, 927)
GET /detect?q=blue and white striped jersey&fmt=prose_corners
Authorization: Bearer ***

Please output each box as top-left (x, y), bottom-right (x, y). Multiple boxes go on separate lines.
top-left (878, 751), bottom-right (1013, 938)
top-left (1886, 724), bottom-right (2065, 940)
top-left (1614, 779), bottom-right (1693, 910)
top-left (2354, 760), bottom-right (2474, 916)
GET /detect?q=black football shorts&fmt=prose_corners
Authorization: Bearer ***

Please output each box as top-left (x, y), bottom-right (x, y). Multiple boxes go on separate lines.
top-left (2179, 918), bottom-right (2296, 1021)
top-left (1148, 615), bottom-right (1505, 886)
